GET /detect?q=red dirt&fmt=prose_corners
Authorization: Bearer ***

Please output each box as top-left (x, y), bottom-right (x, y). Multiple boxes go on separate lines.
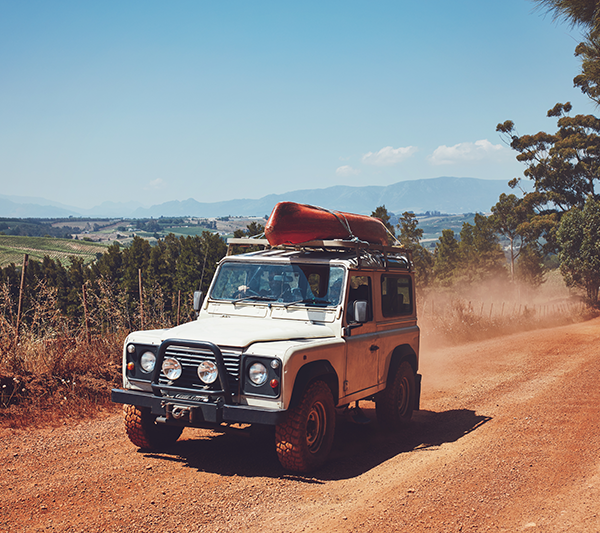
top-left (1, 318), bottom-right (599, 532)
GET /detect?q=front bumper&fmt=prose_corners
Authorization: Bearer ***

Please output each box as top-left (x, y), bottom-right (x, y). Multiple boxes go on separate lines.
top-left (111, 388), bottom-right (287, 426)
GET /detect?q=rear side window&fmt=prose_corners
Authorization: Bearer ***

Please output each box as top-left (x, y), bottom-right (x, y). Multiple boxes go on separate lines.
top-left (381, 275), bottom-right (413, 317)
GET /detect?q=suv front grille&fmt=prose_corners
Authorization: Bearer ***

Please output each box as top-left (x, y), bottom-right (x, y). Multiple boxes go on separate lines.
top-left (159, 345), bottom-right (242, 394)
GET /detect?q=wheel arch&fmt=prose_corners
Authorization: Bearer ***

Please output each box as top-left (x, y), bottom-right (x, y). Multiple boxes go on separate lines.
top-left (288, 360), bottom-right (339, 409)
top-left (387, 344), bottom-right (418, 376)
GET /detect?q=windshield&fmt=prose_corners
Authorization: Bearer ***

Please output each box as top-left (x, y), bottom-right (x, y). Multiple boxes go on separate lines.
top-left (211, 262), bottom-right (345, 306)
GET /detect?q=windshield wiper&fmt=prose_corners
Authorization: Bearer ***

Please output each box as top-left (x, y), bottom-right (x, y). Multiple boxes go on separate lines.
top-left (232, 295), bottom-right (276, 305)
top-left (283, 298), bottom-right (332, 308)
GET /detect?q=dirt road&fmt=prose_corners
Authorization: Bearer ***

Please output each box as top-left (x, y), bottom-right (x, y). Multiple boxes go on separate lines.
top-left (2, 318), bottom-right (600, 533)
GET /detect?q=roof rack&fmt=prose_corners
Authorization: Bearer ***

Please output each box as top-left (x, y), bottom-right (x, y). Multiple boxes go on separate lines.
top-left (226, 237), bottom-right (413, 271)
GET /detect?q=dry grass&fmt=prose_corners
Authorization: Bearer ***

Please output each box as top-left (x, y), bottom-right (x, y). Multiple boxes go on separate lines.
top-left (418, 275), bottom-right (598, 346)
top-left (0, 275), bottom-right (198, 428)
top-left (0, 281), bottom-right (128, 428)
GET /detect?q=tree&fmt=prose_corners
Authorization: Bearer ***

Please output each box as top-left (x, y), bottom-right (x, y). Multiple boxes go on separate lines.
top-left (371, 205), bottom-right (396, 245)
top-left (490, 194), bottom-right (530, 280)
top-left (233, 221), bottom-right (265, 239)
top-left (94, 242), bottom-right (123, 282)
top-left (396, 212), bottom-right (434, 286)
top-left (433, 229), bottom-right (460, 286)
top-left (121, 236), bottom-right (152, 306)
top-left (556, 195), bottom-right (600, 305)
top-left (456, 214), bottom-right (507, 284)
top-left (396, 212), bottom-right (421, 248)
top-left (490, 193), bottom-right (550, 285)
top-left (515, 243), bottom-right (547, 287)
top-left (533, 0), bottom-right (600, 104)
top-left (497, 102), bottom-right (600, 252)
top-left (497, 103), bottom-right (600, 211)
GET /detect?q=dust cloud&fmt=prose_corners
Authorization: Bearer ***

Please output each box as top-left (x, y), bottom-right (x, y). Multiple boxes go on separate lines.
top-left (417, 271), bottom-right (595, 350)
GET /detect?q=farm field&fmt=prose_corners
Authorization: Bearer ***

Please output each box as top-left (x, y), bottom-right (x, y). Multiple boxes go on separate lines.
top-left (0, 235), bottom-right (108, 268)
top-left (416, 213), bottom-right (477, 244)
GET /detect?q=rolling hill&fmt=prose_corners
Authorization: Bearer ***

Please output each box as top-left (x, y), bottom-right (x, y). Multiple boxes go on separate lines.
top-left (1, 176), bottom-right (514, 218)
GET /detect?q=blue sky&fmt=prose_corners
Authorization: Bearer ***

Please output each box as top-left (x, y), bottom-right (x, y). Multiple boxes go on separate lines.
top-left (0, 0), bottom-right (594, 209)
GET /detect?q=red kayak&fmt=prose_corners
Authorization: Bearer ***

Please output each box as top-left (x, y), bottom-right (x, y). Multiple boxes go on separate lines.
top-left (265, 202), bottom-right (389, 246)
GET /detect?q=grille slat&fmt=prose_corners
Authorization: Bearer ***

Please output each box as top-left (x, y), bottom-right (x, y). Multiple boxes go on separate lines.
top-left (159, 346), bottom-right (241, 393)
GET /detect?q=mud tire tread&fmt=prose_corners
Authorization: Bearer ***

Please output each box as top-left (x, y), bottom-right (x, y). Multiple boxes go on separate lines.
top-left (123, 404), bottom-right (183, 450)
top-left (275, 381), bottom-right (335, 473)
top-left (376, 360), bottom-right (416, 431)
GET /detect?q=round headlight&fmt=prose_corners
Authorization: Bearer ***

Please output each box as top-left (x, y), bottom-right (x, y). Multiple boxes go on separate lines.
top-left (248, 362), bottom-right (268, 386)
top-left (197, 360), bottom-right (218, 384)
top-left (140, 351), bottom-right (156, 373)
top-left (162, 357), bottom-right (182, 380)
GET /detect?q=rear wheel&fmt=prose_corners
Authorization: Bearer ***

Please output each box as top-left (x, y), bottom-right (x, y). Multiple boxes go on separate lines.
top-left (376, 361), bottom-right (416, 430)
top-left (275, 381), bottom-right (335, 472)
top-left (123, 405), bottom-right (183, 450)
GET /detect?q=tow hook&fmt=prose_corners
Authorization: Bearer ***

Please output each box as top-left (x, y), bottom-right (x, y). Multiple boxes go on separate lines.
top-left (170, 405), bottom-right (190, 420)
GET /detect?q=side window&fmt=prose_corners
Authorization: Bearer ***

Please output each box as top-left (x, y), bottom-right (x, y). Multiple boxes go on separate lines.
top-left (346, 275), bottom-right (373, 322)
top-left (381, 275), bottom-right (413, 317)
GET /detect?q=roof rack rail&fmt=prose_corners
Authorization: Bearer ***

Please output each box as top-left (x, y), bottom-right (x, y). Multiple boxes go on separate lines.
top-left (226, 237), bottom-right (413, 270)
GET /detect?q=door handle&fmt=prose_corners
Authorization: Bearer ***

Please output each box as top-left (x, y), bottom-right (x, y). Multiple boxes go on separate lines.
top-left (369, 344), bottom-right (379, 352)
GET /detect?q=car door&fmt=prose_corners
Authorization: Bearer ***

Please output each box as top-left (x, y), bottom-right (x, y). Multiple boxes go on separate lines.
top-left (343, 273), bottom-right (379, 397)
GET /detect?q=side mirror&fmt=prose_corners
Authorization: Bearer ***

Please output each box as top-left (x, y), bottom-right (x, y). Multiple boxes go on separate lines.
top-left (193, 291), bottom-right (204, 312)
top-left (353, 300), bottom-right (368, 323)
top-left (343, 300), bottom-right (368, 337)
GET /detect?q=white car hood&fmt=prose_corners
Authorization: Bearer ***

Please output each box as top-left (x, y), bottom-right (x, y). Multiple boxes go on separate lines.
top-left (130, 316), bottom-right (335, 349)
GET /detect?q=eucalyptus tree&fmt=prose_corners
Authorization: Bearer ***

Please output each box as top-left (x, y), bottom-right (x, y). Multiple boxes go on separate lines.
top-left (534, 0), bottom-right (600, 104)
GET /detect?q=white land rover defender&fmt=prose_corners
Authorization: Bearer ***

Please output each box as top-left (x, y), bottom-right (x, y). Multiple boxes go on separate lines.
top-left (112, 238), bottom-right (421, 472)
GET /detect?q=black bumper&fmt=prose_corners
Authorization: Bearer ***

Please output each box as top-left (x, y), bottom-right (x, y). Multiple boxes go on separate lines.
top-left (112, 388), bottom-right (287, 426)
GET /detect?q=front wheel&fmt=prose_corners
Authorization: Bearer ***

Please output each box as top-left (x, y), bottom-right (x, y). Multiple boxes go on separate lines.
top-left (376, 360), bottom-right (416, 430)
top-left (275, 381), bottom-right (336, 472)
top-left (123, 405), bottom-right (183, 450)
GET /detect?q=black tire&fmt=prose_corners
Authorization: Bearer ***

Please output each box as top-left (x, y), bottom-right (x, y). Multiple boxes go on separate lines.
top-left (275, 381), bottom-right (336, 472)
top-left (123, 405), bottom-right (183, 450)
top-left (376, 360), bottom-right (416, 430)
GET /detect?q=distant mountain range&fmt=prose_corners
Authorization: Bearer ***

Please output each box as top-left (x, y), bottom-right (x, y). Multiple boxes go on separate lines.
top-left (0, 177), bottom-right (514, 219)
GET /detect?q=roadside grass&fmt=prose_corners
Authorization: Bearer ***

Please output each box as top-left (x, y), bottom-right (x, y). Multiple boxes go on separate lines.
top-left (0, 278), bottom-right (188, 428)
top-left (0, 235), bottom-right (108, 268)
top-left (0, 280), bottom-right (125, 428)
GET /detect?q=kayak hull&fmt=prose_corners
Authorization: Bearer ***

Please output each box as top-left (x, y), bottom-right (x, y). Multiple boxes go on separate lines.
top-left (265, 202), bottom-right (388, 246)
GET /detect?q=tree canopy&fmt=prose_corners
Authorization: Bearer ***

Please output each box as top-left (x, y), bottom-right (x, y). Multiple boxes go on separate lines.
top-left (534, 0), bottom-right (600, 104)
top-left (497, 102), bottom-right (600, 212)
top-left (557, 195), bottom-right (600, 305)
top-left (396, 211), bottom-right (434, 287)
top-left (371, 205), bottom-right (396, 245)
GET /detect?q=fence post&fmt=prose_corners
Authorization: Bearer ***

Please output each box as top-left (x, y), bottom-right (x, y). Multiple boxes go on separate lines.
top-left (138, 269), bottom-right (144, 330)
top-left (82, 283), bottom-right (91, 344)
top-left (15, 253), bottom-right (28, 345)
top-left (177, 290), bottom-right (181, 326)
